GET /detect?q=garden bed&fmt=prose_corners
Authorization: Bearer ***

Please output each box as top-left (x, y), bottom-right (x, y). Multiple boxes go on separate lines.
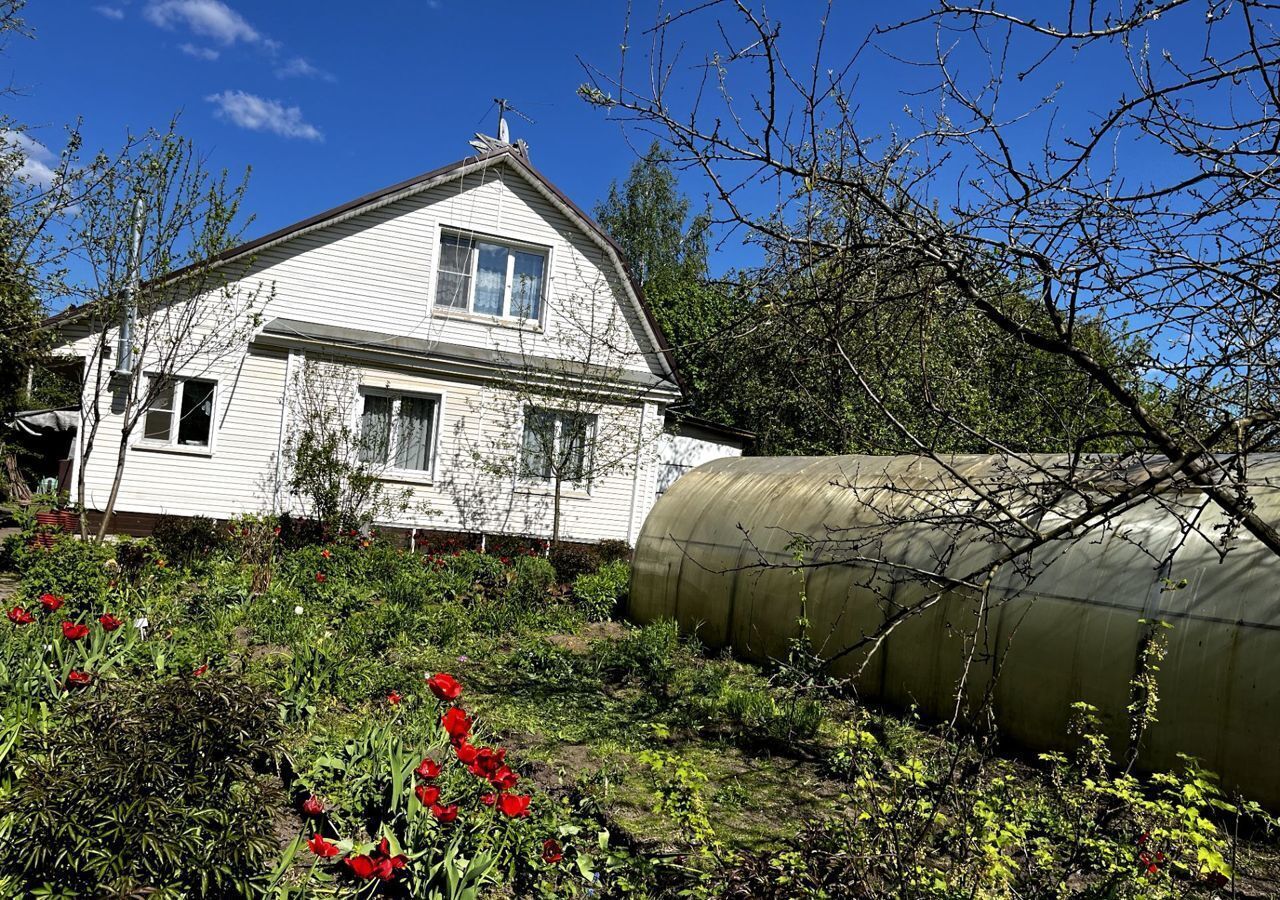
top-left (0, 522), bottom-right (1276, 897)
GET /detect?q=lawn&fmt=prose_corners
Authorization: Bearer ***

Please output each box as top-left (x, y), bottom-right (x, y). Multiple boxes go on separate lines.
top-left (0, 516), bottom-right (1276, 898)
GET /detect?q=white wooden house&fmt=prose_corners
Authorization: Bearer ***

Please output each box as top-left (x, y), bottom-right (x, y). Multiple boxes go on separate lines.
top-left (42, 143), bottom-right (747, 544)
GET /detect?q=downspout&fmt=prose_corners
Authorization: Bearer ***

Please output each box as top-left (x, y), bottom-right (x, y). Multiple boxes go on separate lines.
top-left (625, 401), bottom-right (649, 545)
top-left (113, 197), bottom-right (144, 377)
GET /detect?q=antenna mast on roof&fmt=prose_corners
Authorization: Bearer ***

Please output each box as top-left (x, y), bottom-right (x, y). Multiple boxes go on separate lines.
top-left (473, 98), bottom-right (535, 159)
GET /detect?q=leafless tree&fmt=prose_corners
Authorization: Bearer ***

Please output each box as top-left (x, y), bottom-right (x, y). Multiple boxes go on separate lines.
top-left (479, 276), bottom-right (667, 546)
top-left (61, 124), bottom-right (264, 539)
top-left (580, 0), bottom-right (1280, 675)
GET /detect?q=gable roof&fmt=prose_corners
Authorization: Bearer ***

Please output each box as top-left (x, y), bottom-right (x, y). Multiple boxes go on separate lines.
top-left (44, 146), bottom-right (686, 393)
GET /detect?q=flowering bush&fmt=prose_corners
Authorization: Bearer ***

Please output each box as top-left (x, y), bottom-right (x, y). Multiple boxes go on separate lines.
top-left (289, 672), bottom-right (583, 896)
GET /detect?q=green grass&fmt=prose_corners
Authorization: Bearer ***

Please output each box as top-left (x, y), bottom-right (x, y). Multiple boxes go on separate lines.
top-left (3, 533), bottom-right (1277, 898)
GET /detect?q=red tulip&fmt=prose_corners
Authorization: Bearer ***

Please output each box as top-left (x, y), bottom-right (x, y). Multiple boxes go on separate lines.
top-left (431, 802), bottom-right (459, 822)
top-left (415, 758), bottom-right (441, 780)
top-left (415, 784), bottom-right (440, 806)
top-left (98, 613), bottom-right (123, 631)
top-left (66, 669), bottom-right (92, 687)
top-left (480, 792), bottom-right (497, 806)
top-left (440, 706), bottom-right (472, 741)
top-left (491, 765), bottom-right (519, 791)
top-left (39, 593), bottom-right (63, 612)
top-left (387, 690), bottom-right (402, 705)
top-left (370, 838), bottom-right (407, 881)
top-left (345, 853), bottom-right (379, 879)
top-left (542, 838), bottom-right (564, 864)
top-left (61, 621), bottom-right (90, 641)
top-left (474, 746), bottom-right (506, 776)
top-left (7, 606), bottom-right (33, 625)
top-left (306, 833), bottom-right (341, 858)
top-left (454, 741), bottom-right (479, 765)
top-left (315, 572), bottom-right (326, 583)
top-left (426, 672), bottom-right (463, 701)
top-left (302, 795), bottom-right (325, 816)
top-left (321, 549), bottom-right (331, 559)
top-left (498, 793), bottom-right (531, 817)
top-left (192, 663), bottom-right (209, 677)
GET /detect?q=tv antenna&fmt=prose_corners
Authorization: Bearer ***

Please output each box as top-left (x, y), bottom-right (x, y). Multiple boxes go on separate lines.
top-left (493, 97), bottom-right (535, 144)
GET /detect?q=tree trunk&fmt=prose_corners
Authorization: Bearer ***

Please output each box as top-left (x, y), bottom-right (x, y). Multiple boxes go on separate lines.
top-left (96, 429), bottom-right (130, 542)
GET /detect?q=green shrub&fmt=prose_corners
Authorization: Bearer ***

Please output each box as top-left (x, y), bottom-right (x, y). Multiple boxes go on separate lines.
top-left (549, 543), bottom-right (601, 583)
top-left (573, 559), bottom-right (630, 621)
top-left (508, 639), bottom-right (587, 687)
top-left (596, 539), bottom-right (633, 564)
top-left (152, 514), bottom-right (224, 568)
top-left (508, 555), bottom-right (557, 605)
top-left (0, 672), bottom-right (284, 896)
top-left (724, 685), bottom-right (825, 743)
top-left (15, 535), bottom-right (117, 602)
top-left (444, 549), bottom-right (507, 593)
top-left (114, 536), bottom-right (156, 581)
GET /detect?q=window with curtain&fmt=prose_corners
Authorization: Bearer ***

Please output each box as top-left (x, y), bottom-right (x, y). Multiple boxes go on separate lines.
top-left (520, 407), bottom-right (596, 483)
top-left (433, 230), bottom-right (546, 321)
top-left (358, 390), bottom-right (439, 474)
top-left (141, 376), bottom-right (216, 448)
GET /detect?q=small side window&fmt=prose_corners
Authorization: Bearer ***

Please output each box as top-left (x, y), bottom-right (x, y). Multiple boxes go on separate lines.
top-left (140, 376), bottom-right (216, 450)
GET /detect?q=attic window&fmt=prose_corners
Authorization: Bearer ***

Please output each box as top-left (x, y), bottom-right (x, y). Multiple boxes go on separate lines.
top-left (434, 231), bottom-right (546, 321)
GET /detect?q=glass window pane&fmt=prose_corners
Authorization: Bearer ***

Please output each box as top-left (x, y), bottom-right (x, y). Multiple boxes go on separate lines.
top-left (176, 379), bottom-right (215, 447)
top-left (520, 407), bottom-right (555, 478)
top-left (511, 251), bottom-right (544, 319)
top-left (473, 242), bottom-right (508, 315)
top-left (435, 234), bottom-right (473, 309)
top-left (395, 397), bottom-right (435, 471)
top-left (143, 379), bottom-right (175, 441)
top-left (435, 271), bottom-right (471, 309)
top-left (561, 413), bottom-right (593, 481)
top-left (359, 394), bottom-right (392, 465)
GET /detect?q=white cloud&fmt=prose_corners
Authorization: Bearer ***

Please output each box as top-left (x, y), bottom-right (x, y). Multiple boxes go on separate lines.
top-left (2, 130), bottom-right (58, 187)
top-left (275, 57), bottom-right (333, 81)
top-left (206, 90), bottom-right (323, 141)
top-left (180, 42), bottom-right (219, 60)
top-left (144, 0), bottom-right (264, 46)
top-left (94, 5), bottom-right (126, 19)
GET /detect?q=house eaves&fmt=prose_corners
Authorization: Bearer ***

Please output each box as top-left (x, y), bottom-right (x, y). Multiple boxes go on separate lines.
top-left (254, 317), bottom-right (683, 402)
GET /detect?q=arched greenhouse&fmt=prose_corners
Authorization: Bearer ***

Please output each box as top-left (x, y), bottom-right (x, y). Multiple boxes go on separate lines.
top-left (631, 454), bottom-right (1280, 807)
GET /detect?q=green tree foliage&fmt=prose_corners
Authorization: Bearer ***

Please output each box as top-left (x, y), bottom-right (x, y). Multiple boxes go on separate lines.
top-left (595, 144), bottom-right (736, 404)
top-left (598, 148), bottom-right (1151, 456)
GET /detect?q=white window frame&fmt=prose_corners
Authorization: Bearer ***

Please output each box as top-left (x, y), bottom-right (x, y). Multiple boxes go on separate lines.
top-left (355, 387), bottom-right (444, 483)
top-left (136, 374), bottom-right (218, 456)
top-left (519, 405), bottom-right (597, 490)
top-left (430, 225), bottom-right (550, 325)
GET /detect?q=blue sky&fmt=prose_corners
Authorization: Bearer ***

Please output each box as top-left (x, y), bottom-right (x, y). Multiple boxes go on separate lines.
top-left (5, 1), bottom-right (1216, 310)
top-left (8, 2), bottom-right (659, 247)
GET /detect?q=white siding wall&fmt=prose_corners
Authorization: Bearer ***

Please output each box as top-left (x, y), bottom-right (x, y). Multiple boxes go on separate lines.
top-left (61, 156), bottom-right (674, 543)
top-left (655, 431), bottom-right (745, 499)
